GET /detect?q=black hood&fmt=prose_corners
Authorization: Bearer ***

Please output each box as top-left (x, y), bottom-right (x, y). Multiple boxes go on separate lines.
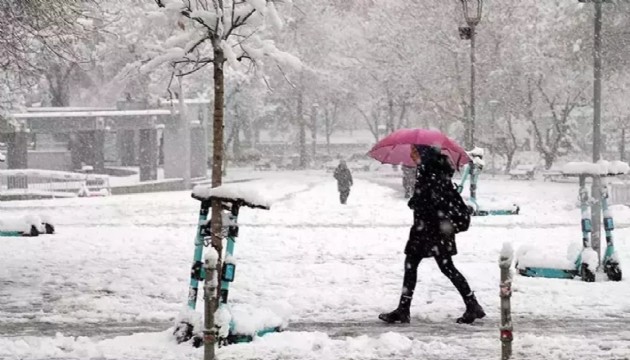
top-left (415, 145), bottom-right (454, 179)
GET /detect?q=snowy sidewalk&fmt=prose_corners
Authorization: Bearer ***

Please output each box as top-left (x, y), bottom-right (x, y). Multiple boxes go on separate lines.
top-left (2, 171), bottom-right (630, 359)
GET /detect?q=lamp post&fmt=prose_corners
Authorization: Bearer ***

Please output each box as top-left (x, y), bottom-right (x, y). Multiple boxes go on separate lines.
top-left (579, 0), bottom-right (611, 264)
top-left (458, 0), bottom-right (483, 150)
top-left (488, 100), bottom-right (500, 177)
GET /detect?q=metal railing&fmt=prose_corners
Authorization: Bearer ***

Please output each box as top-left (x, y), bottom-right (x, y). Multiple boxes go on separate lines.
top-left (0, 169), bottom-right (110, 199)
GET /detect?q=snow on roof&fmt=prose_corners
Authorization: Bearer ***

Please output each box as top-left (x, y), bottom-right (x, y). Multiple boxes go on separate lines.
top-left (192, 183), bottom-right (271, 209)
top-left (11, 109), bottom-right (174, 119)
top-left (562, 160), bottom-right (630, 176)
top-left (26, 107), bottom-right (117, 112)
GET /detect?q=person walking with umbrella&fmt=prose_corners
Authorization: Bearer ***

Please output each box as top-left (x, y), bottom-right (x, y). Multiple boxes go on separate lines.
top-left (333, 160), bottom-right (353, 204)
top-left (368, 130), bottom-right (484, 324)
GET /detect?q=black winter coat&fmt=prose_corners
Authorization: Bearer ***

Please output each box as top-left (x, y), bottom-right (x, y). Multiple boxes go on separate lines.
top-left (404, 154), bottom-right (463, 259)
top-left (334, 164), bottom-right (353, 192)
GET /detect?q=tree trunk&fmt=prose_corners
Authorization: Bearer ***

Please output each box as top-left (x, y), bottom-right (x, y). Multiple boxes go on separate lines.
top-left (50, 85), bottom-right (70, 107)
top-left (232, 120), bottom-right (241, 160)
top-left (544, 153), bottom-right (554, 170)
top-left (298, 92), bottom-right (307, 168)
top-left (253, 123), bottom-right (260, 149)
top-left (311, 106), bottom-right (317, 161)
top-left (206, 44), bottom-right (225, 360)
top-left (47, 64), bottom-right (72, 107)
top-left (325, 113), bottom-right (331, 154)
top-left (387, 96), bottom-right (394, 134)
top-left (620, 127), bottom-right (625, 161)
top-left (242, 117), bottom-right (253, 149)
top-left (505, 150), bottom-right (515, 175)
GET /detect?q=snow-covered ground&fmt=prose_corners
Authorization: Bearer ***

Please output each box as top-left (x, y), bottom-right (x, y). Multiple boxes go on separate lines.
top-left (1, 168), bottom-right (630, 359)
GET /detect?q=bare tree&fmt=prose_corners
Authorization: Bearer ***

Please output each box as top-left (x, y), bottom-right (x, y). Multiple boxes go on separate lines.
top-left (0, 0), bottom-right (92, 112)
top-left (323, 99), bottom-right (340, 154)
top-left (529, 77), bottom-right (587, 169)
top-left (501, 115), bottom-right (521, 174)
top-left (150, 2), bottom-right (295, 356)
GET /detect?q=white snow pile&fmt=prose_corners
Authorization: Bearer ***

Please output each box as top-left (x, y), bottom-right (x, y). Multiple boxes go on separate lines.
top-left (174, 307), bottom-right (202, 333)
top-left (0, 152), bottom-right (5, 162)
top-left (229, 301), bottom-right (292, 337)
top-left (215, 306), bottom-right (232, 339)
top-left (0, 214), bottom-right (44, 233)
top-left (224, 255), bottom-right (236, 265)
top-left (468, 147), bottom-right (485, 158)
top-left (192, 183), bottom-right (272, 208)
top-left (515, 244), bottom-right (577, 270)
top-left (562, 160), bottom-right (630, 176)
top-left (467, 198), bottom-right (519, 212)
top-left (499, 241), bottom-right (514, 266)
top-left (204, 247), bottom-right (220, 268)
top-left (581, 248), bottom-right (599, 270)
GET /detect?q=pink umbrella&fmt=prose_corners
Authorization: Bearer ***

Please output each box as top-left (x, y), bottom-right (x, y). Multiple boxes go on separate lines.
top-left (367, 128), bottom-right (470, 170)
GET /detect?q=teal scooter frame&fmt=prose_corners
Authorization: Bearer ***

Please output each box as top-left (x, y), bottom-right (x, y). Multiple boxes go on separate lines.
top-left (600, 177), bottom-right (622, 281)
top-left (457, 151), bottom-right (520, 216)
top-left (174, 192), bottom-right (281, 347)
top-left (0, 220), bottom-right (55, 237)
top-left (517, 174), bottom-right (622, 282)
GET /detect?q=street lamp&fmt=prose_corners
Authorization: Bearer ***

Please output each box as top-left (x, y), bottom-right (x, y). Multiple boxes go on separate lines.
top-left (459, 0), bottom-right (483, 150)
top-left (578, 0), bottom-right (612, 265)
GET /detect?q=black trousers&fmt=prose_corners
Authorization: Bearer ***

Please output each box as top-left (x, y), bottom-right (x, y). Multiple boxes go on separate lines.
top-left (339, 190), bottom-right (350, 204)
top-left (401, 253), bottom-right (472, 303)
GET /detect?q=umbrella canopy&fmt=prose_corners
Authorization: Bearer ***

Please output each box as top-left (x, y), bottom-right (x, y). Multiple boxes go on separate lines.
top-left (367, 128), bottom-right (470, 170)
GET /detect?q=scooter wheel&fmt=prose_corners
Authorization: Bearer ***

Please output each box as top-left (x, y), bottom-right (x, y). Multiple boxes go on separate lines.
top-left (44, 223), bottom-right (55, 234)
top-left (192, 334), bottom-right (203, 348)
top-left (605, 263), bottom-right (622, 282)
top-left (173, 321), bottom-right (194, 344)
top-left (28, 225), bottom-right (40, 237)
top-left (581, 263), bottom-right (596, 283)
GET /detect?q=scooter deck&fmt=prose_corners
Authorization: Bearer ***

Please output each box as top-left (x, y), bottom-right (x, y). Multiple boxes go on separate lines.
top-left (517, 267), bottom-right (578, 279)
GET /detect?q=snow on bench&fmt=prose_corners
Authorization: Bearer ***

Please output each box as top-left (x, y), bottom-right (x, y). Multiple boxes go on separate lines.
top-left (192, 183), bottom-right (271, 209)
top-left (509, 165), bottom-right (536, 180)
top-left (542, 168), bottom-right (567, 182)
top-left (562, 160), bottom-right (630, 176)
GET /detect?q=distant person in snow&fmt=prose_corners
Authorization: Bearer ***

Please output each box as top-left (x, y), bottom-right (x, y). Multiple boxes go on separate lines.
top-left (402, 166), bottom-right (416, 198)
top-left (333, 160), bottom-right (353, 204)
top-left (379, 145), bottom-right (484, 325)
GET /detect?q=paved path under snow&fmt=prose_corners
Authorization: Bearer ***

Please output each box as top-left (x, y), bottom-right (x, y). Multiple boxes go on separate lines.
top-left (290, 316), bottom-right (630, 338)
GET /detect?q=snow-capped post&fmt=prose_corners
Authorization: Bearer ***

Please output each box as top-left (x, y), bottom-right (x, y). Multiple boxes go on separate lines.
top-left (499, 242), bottom-right (513, 360)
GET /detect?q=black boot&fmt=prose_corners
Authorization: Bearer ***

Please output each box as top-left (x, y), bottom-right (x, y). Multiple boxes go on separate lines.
top-left (457, 293), bottom-right (485, 324)
top-left (379, 295), bottom-right (411, 324)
